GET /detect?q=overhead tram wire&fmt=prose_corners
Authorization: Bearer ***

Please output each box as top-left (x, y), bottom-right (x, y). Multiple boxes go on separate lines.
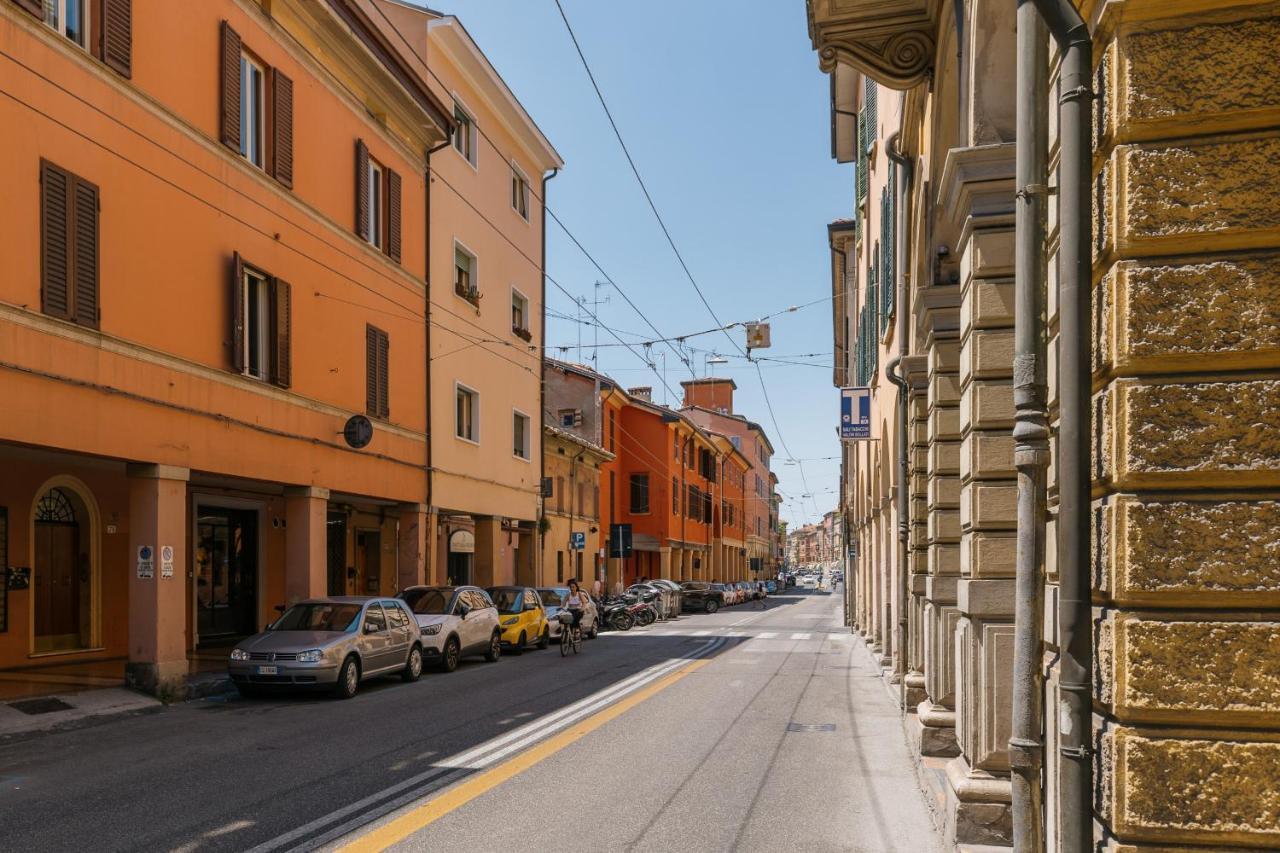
top-left (369, 1), bottom-right (695, 381)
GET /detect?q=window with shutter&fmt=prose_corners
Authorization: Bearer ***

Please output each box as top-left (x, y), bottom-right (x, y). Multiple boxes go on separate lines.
top-left (219, 22), bottom-right (242, 152)
top-left (40, 160), bottom-right (99, 329)
top-left (386, 168), bottom-right (402, 263)
top-left (270, 278), bottom-right (291, 388)
top-left (272, 70), bottom-right (293, 187)
top-left (101, 0), bottom-right (132, 78)
top-left (355, 139), bottom-right (370, 240)
top-left (365, 325), bottom-right (389, 418)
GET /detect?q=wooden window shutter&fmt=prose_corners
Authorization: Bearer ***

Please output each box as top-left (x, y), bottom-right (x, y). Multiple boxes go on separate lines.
top-left (270, 277), bottom-right (291, 388)
top-left (101, 0), bottom-right (132, 79)
top-left (376, 329), bottom-right (389, 418)
top-left (355, 139), bottom-right (370, 239)
top-left (12, 0), bottom-right (41, 19)
top-left (365, 325), bottom-right (378, 416)
top-left (219, 22), bottom-right (242, 152)
top-left (40, 160), bottom-right (72, 321)
top-left (271, 70), bottom-right (293, 188)
top-left (71, 174), bottom-right (100, 329)
top-left (231, 252), bottom-right (245, 372)
top-left (386, 168), bottom-right (402, 263)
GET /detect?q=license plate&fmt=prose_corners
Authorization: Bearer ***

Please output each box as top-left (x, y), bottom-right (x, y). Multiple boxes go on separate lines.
top-left (256, 665), bottom-right (278, 675)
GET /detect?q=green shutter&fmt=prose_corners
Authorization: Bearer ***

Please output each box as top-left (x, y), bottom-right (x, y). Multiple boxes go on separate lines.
top-left (856, 110), bottom-right (868, 205)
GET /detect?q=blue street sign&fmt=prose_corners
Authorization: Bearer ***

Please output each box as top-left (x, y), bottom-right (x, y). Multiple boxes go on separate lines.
top-left (840, 387), bottom-right (871, 440)
top-left (570, 531), bottom-right (586, 551)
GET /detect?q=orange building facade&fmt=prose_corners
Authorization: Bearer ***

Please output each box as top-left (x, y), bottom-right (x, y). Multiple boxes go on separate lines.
top-left (0, 0), bottom-right (554, 693)
top-left (680, 378), bottom-right (779, 577)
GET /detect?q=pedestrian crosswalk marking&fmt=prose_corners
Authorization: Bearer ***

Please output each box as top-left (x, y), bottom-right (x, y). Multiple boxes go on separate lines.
top-left (757, 632), bottom-right (777, 639)
top-left (790, 633), bottom-right (811, 640)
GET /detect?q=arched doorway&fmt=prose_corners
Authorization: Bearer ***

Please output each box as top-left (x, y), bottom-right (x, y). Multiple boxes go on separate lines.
top-left (32, 485), bottom-right (94, 653)
top-left (447, 529), bottom-right (473, 586)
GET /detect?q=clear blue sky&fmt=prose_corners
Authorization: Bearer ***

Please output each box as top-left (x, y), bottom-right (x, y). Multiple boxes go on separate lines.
top-left (436, 1), bottom-right (853, 527)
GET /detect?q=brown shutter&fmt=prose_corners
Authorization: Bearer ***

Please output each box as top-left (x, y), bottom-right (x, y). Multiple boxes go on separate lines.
top-left (270, 277), bottom-right (291, 388)
top-left (271, 69), bottom-right (293, 188)
top-left (12, 0), bottom-right (41, 18)
top-left (219, 21), bottom-right (241, 152)
top-left (101, 0), bottom-right (132, 78)
top-left (355, 139), bottom-right (369, 239)
top-left (40, 160), bottom-right (71, 321)
top-left (385, 168), bottom-right (402, 263)
top-left (376, 329), bottom-right (390, 418)
top-left (365, 324), bottom-right (378, 416)
top-left (71, 175), bottom-right (100, 329)
top-left (231, 252), bottom-right (245, 372)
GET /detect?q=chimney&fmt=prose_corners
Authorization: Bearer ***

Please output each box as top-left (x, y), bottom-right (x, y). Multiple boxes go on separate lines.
top-left (628, 386), bottom-right (652, 401)
top-left (679, 377), bottom-right (737, 413)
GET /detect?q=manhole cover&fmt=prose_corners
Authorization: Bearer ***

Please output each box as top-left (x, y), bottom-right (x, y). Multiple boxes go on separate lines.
top-left (8, 697), bottom-right (75, 716)
top-left (787, 722), bottom-right (836, 733)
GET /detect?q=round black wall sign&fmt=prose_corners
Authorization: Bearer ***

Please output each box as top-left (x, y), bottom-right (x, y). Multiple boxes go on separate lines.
top-left (343, 414), bottom-right (374, 449)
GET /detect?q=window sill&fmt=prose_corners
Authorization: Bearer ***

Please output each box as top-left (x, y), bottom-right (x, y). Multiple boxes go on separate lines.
top-left (455, 288), bottom-right (482, 309)
top-left (455, 434), bottom-right (480, 447)
top-left (512, 327), bottom-right (533, 343)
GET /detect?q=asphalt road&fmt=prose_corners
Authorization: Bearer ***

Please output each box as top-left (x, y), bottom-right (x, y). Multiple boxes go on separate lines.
top-left (0, 589), bottom-right (940, 853)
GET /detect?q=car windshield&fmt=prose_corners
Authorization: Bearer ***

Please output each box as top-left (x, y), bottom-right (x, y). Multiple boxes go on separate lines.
top-left (489, 588), bottom-right (523, 614)
top-left (538, 588), bottom-right (568, 607)
top-left (272, 603), bottom-right (360, 632)
top-left (682, 582), bottom-right (708, 590)
top-left (402, 588), bottom-right (453, 615)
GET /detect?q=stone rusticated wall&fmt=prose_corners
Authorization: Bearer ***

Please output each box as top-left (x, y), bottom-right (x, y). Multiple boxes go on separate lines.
top-left (1087, 4), bottom-right (1280, 850)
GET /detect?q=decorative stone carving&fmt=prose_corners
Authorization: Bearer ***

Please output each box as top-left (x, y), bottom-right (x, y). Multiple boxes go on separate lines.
top-left (806, 0), bottom-right (937, 89)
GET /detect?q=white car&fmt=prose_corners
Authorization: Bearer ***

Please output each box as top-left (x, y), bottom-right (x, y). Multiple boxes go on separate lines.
top-left (536, 587), bottom-right (599, 640)
top-left (397, 586), bottom-right (502, 672)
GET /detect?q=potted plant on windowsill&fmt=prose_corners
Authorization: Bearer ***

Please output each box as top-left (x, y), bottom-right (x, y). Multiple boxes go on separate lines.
top-left (513, 325), bottom-right (533, 343)
top-left (455, 283), bottom-right (482, 306)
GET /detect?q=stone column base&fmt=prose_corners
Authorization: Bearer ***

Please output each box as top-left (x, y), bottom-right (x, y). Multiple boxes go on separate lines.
top-left (904, 671), bottom-right (928, 707)
top-left (943, 755), bottom-right (1012, 848)
top-left (911, 700), bottom-right (960, 757)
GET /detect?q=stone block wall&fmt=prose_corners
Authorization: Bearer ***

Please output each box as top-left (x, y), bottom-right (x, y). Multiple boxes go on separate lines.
top-left (1075, 4), bottom-right (1280, 850)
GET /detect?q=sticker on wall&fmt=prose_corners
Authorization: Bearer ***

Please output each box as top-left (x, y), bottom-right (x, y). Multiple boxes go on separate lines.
top-left (160, 545), bottom-right (174, 579)
top-left (137, 545), bottom-right (155, 579)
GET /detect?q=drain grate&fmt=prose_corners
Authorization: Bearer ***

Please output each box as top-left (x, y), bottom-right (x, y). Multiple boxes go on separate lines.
top-left (8, 697), bottom-right (75, 716)
top-left (787, 722), bottom-right (836, 733)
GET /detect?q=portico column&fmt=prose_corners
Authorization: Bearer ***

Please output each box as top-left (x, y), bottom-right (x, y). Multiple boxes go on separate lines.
top-left (474, 516), bottom-right (504, 586)
top-left (284, 486), bottom-right (329, 602)
top-left (397, 503), bottom-right (429, 591)
top-left (659, 546), bottom-right (671, 581)
top-left (126, 464), bottom-right (189, 696)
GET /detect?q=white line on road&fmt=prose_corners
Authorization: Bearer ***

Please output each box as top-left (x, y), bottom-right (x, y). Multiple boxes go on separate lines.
top-left (757, 632), bottom-right (777, 639)
top-left (790, 633), bottom-right (812, 640)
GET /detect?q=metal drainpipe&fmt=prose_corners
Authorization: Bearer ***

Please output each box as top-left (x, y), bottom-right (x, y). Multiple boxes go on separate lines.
top-left (424, 138), bottom-right (450, 585)
top-left (1011, 4), bottom-right (1050, 850)
top-left (884, 131), bottom-right (911, 687)
top-left (1027, 0), bottom-right (1094, 849)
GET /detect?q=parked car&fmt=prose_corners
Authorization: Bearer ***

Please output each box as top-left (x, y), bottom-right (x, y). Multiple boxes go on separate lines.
top-left (537, 587), bottom-right (599, 640)
top-left (398, 585), bottom-right (502, 672)
top-left (487, 586), bottom-right (550, 654)
top-left (229, 596), bottom-right (422, 699)
top-left (712, 582), bottom-right (737, 605)
top-left (680, 581), bottom-right (725, 614)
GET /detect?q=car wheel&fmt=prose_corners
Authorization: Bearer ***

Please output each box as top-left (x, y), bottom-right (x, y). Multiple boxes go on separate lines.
top-left (587, 621), bottom-right (598, 640)
top-left (484, 632), bottom-right (501, 662)
top-left (440, 636), bottom-right (461, 673)
top-left (512, 631), bottom-right (526, 655)
top-left (333, 656), bottom-right (360, 700)
top-left (401, 645), bottom-right (423, 683)
top-left (705, 600), bottom-right (719, 614)
top-left (538, 627), bottom-right (550, 649)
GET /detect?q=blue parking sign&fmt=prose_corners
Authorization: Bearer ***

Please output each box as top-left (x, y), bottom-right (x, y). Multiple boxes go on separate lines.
top-left (840, 387), bottom-right (871, 440)
top-left (570, 531), bottom-right (586, 550)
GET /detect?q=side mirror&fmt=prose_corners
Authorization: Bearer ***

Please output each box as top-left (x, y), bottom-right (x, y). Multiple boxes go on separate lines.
top-left (364, 622), bottom-right (379, 634)
top-left (458, 604), bottom-right (471, 619)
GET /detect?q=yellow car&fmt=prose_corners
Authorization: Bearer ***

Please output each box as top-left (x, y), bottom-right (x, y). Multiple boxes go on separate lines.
top-left (486, 586), bottom-right (549, 655)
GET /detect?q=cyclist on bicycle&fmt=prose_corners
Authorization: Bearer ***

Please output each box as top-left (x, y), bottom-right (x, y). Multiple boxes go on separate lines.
top-left (563, 579), bottom-right (589, 639)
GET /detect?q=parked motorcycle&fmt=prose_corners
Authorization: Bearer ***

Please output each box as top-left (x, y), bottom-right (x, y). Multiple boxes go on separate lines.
top-left (599, 597), bottom-right (636, 631)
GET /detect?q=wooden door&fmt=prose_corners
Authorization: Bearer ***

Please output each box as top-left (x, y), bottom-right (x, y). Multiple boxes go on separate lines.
top-left (35, 522), bottom-right (79, 646)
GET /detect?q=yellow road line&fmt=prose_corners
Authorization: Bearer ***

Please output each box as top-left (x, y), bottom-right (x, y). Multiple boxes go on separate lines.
top-left (338, 657), bottom-right (712, 853)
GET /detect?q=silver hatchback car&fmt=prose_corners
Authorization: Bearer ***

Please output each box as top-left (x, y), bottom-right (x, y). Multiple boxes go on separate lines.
top-left (228, 596), bottom-right (424, 699)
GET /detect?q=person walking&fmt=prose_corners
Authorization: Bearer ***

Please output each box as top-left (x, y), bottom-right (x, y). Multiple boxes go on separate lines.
top-left (756, 582), bottom-right (766, 609)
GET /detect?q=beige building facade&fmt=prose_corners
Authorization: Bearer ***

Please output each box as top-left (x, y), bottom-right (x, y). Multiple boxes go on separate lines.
top-left (810, 0), bottom-right (1280, 850)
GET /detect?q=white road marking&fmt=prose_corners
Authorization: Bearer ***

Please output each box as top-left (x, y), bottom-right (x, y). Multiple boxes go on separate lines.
top-left (692, 630), bottom-right (711, 636)
top-left (757, 632), bottom-right (777, 639)
top-left (790, 633), bottom-right (812, 640)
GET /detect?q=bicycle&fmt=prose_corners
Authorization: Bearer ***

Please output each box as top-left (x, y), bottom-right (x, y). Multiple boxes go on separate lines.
top-left (558, 611), bottom-right (582, 656)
